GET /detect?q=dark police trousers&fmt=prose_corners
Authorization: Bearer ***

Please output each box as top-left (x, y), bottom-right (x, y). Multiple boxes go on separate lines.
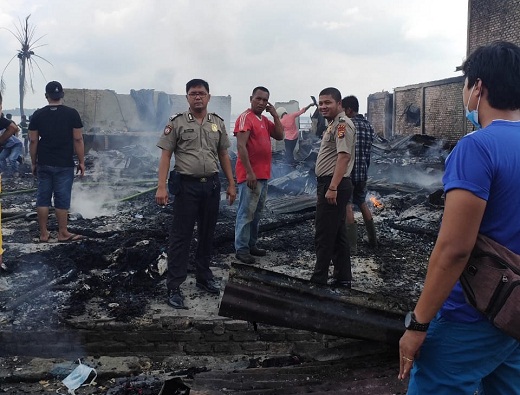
top-left (167, 174), bottom-right (220, 291)
top-left (311, 176), bottom-right (352, 285)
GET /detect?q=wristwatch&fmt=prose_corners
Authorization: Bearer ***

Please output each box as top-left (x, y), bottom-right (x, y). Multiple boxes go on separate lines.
top-left (404, 311), bottom-right (430, 332)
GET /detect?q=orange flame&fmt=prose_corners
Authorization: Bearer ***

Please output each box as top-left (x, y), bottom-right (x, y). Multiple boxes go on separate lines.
top-left (370, 196), bottom-right (384, 209)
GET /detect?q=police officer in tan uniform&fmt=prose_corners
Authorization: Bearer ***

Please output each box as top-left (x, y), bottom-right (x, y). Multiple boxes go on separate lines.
top-left (310, 87), bottom-right (356, 287)
top-left (156, 79), bottom-right (236, 309)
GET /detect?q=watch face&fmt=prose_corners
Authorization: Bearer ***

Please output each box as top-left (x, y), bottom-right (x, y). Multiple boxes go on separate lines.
top-left (405, 312), bottom-right (412, 328)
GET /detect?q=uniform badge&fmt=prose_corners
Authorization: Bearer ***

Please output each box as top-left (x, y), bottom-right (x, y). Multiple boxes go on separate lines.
top-left (211, 123), bottom-right (218, 132)
top-left (164, 125), bottom-right (172, 135)
top-left (337, 123), bottom-right (346, 139)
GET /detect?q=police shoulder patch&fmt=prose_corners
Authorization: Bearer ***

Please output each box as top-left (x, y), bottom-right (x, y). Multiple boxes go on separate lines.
top-left (337, 122), bottom-right (346, 139)
top-left (164, 125), bottom-right (173, 135)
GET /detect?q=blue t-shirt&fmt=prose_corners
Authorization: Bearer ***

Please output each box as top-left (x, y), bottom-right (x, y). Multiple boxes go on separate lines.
top-left (440, 120), bottom-right (520, 322)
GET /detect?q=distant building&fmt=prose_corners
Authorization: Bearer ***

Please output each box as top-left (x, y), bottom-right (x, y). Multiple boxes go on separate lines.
top-left (63, 88), bottom-right (232, 135)
top-left (61, 88), bottom-right (232, 152)
top-left (368, 0), bottom-right (520, 145)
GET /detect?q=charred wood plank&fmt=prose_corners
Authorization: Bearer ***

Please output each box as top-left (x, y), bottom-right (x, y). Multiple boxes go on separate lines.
top-left (388, 220), bottom-right (438, 236)
top-left (219, 263), bottom-right (407, 344)
top-left (266, 195), bottom-right (317, 215)
top-left (3, 269), bottom-right (76, 311)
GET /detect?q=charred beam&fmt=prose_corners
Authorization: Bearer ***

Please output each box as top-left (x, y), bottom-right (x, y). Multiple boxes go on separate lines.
top-left (219, 263), bottom-right (408, 344)
top-left (3, 269), bottom-right (76, 311)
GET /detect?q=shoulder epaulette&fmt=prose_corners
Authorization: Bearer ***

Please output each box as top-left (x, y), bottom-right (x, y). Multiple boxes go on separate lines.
top-left (169, 113), bottom-right (183, 122)
top-left (211, 113), bottom-right (224, 122)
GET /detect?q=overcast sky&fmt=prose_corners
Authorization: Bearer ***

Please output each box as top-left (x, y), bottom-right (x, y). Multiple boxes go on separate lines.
top-left (0, 0), bottom-right (468, 117)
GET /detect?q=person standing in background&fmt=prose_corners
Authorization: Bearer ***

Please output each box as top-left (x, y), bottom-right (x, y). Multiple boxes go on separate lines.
top-left (19, 115), bottom-right (29, 156)
top-left (310, 87), bottom-right (356, 287)
top-left (156, 78), bottom-right (236, 310)
top-left (342, 95), bottom-right (377, 254)
top-left (234, 86), bottom-right (284, 264)
top-left (0, 131), bottom-right (23, 177)
top-left (29, 81), bottom-right (85, 243)
top-left (0, 93), bottom-right (19, 272)
top-left (276, 100), bottom-right (316, 164)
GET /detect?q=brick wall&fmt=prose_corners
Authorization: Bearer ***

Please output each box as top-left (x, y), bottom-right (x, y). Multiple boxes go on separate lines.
top-left (367, 0), bottom-right (520, 145)
top-left (393, 87), bottom-right (422, 137)
top-left (468, 0), bottom-right (520, 56)
top-left (392, 77), bottom-right (467, 145)
top-left (424, 82), bottom-right (467, 143)
top-left (0, 319), bottom-right (360, 359)
top-left (367, 92), bottom-right (393, 138)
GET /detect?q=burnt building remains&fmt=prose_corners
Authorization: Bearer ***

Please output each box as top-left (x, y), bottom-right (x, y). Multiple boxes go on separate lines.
top-left (367, 0), bottom-right (520, 146)
top-left (62, 88), bottom-right (232, 152)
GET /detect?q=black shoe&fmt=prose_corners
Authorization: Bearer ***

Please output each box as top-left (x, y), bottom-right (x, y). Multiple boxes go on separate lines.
top-left (249, 246), bottom-right (267, 257)
top-left (196, 278), bottom-right (220, 294)
top-left (167, 288), bottom-right (187, 309)
top-left (235, 252), bottom-right (256, 264)
top-left (330, 279), bottom-right (352, 289)
top-left (0, 262), bottom-right (9, 273)
top-left (311, 95), bottom-right (318, 107)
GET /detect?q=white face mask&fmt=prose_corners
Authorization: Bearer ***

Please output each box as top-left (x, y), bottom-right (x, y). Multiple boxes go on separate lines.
top-left (465, 85), bottom-right (482, 129)
top-left (62, 360), bottom-right (97, 394)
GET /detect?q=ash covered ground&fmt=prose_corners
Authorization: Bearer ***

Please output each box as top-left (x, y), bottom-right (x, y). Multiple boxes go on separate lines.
top-left (0, 136), bottom-right (446, 393)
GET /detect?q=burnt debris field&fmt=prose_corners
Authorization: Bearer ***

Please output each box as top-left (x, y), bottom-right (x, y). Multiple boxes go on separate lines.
top-left (0, 134), bottom-right (446, 394)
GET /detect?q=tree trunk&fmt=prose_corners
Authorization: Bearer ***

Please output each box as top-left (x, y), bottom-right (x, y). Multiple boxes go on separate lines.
top-left (19, 58), bottom-right (25, 118)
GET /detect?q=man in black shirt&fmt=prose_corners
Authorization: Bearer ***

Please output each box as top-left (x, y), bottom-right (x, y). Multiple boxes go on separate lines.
top-left (29, 81), bottom-right (86, 243)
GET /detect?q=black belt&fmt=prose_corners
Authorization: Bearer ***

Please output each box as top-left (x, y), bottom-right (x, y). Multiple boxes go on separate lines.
top-left (317, 175), bottom-right (350, 182)
top-left (180, 173), bottom-right (218, 183)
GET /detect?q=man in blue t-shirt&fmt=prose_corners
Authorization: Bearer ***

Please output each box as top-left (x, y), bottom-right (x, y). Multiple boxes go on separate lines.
top-left (399, 41), bottom-right (520, 394)
top-left (29, 81), bottom-right (86, 243)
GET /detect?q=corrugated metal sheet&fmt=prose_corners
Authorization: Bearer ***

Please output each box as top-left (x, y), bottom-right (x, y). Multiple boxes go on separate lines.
top-left (219, 263), bottom-right (409, 344)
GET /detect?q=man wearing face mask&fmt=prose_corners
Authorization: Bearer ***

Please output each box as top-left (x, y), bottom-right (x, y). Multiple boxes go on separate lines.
top-left (398, 41), bottom-right (520, 394)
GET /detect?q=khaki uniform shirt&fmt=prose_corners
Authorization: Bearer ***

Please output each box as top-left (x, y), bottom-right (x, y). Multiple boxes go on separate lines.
top-left (315, 111), bottom-right (356, 178)
top-left (157, 111), bottom-right (230, 177)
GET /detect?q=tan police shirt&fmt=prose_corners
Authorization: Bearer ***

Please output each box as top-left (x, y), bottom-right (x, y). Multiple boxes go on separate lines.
top-left (315, 111), bottom-right (356, 178)
top-left (157, 111), bottom-right (231, 177)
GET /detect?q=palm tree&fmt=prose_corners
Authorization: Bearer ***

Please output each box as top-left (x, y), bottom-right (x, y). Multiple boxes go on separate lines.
top-left (1, 14), bottom-right (51, 117)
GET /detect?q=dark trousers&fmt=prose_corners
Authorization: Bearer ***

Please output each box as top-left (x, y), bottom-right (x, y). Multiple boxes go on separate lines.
top-left (311, 176), bottom-right (353, 285)
top-left (284, 139), bottom-right (297, 163)
top-left (167, 175), bottom-right (220, 291)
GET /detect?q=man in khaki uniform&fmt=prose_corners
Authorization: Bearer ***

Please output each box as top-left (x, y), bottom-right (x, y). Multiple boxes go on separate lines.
top-left (310, 87), bottom-right (356, 287)
top-left (156, 78), bottom-right (236, 309)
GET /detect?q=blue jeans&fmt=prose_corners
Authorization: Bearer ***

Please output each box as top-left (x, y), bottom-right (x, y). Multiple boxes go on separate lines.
top-left (0, 144), bottom-right (22, 173)
top-left (36, 165), bottom-right (75, 209)
top-left (407, 314), bottom-right (520, 395)
top-left (234, 180), bottom-right (268, 253)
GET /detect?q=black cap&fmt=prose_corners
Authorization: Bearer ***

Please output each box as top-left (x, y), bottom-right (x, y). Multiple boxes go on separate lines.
top-left (45, 81), bottom-right (64, 100)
